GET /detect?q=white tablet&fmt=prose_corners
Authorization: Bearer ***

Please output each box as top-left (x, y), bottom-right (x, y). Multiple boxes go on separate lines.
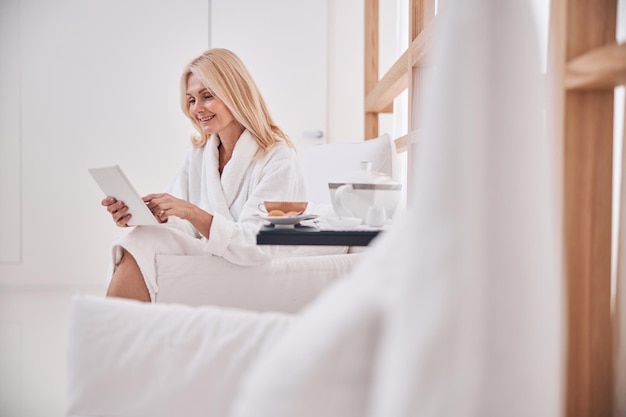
top-left (89, 165), bottom-right (159, 226)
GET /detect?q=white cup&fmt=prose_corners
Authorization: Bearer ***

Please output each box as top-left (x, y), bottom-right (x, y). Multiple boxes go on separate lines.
top-left (365, 206), bottom-right (387, 227)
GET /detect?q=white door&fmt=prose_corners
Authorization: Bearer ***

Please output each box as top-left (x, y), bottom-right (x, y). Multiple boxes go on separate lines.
top-left (210, 0), bottom-right (328, 154)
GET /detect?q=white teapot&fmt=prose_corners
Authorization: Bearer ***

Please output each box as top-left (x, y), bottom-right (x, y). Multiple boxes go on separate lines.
top-left (328, 161), bottom-right (401, 223)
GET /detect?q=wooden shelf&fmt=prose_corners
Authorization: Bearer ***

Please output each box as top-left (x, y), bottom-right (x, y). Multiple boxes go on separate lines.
top-left (393, 134), bottom-right (408, 153)
top-left (565, 42), bottom-right (626, 90)
top-left (364, 22), bottom-right (435, 114)
top-left (365, 50), bottom-right (409, 113)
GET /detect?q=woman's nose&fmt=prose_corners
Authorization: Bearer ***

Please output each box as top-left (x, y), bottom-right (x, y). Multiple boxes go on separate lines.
top-left (192, 102), bottom-right (203, 114)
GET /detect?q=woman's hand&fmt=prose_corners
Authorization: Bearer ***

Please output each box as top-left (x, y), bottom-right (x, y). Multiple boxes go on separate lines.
top-left (101, 197), bottom-right (131, 227)
top-left (143, 193), bottom-right (196, 223)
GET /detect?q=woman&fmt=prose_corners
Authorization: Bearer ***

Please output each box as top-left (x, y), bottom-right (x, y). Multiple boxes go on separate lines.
top-left (102, 48), bottom-right (344, 302)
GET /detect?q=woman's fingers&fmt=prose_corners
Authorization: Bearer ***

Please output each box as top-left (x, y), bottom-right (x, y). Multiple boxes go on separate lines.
top-left (112, 205), bottom-right (128, 219)
top-left (143, 193), bottom-right (168, 204)
top-left (144, 194), bottom-right (173, 213)
top-left (101, 196), bottom-right (117, 207)
top-left (102, 197), bottom-right (131, 227)
top-left (115, 212), bottom-right (131, 227)
top-left (143, 193), bottom-right (189, 222)
top-left (156, 208), bottom-right (167, 222)
top-left (108, 200), bottom-right (126, 215)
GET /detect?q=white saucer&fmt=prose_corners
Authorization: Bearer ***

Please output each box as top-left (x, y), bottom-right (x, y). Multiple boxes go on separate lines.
top-left (257, 213), bottom-right (319, 226)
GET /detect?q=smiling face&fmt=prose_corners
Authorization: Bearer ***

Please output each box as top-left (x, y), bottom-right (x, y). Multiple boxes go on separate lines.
top-left (186, 73), bottom-right (239, 138)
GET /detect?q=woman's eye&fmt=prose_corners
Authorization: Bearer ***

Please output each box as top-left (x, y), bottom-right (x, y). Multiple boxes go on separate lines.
top-left (203, 94), bottom-right (213, 100)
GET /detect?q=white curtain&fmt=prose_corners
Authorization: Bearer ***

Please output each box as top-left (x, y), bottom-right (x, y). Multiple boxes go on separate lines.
top-left (366, 0), bottom-right (564, 415)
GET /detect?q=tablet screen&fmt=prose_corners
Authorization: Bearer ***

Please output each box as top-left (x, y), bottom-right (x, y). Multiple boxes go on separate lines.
top-left (89, 165), bottom-right (159, 226)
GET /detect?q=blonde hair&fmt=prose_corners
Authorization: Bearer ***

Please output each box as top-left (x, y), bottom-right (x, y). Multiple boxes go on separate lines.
top-left (180, 48), bottom-right (293, 150)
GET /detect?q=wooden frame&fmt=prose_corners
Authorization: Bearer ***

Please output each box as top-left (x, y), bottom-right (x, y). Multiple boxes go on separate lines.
top-left (364, 0), bottom-right (435, 154)
top-left (550, 1), bottom-right (623, 416)
top-left (366, 0), bottom-right (626, 415)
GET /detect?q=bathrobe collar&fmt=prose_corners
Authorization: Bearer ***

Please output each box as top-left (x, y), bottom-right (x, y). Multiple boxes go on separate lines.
top-left (204, 130), bottom-right (260, 217)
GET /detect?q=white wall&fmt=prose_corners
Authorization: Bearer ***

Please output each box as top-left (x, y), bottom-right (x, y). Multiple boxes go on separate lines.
top-left (327, 0), bottom-right (365, 142)
top-left (0, 0), bottom-right (210, 289)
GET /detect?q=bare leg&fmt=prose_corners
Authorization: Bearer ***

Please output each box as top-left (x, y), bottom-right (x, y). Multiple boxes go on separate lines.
top-left (106, 250), bottom-right (151, 302)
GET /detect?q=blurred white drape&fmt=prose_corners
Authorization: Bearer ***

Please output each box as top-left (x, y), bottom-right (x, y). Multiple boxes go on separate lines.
top-left (366, 0), bottom-right (564, 415)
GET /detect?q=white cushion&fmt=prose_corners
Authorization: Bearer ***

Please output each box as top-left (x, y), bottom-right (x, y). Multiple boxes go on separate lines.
top-left (229, 273), bottom-right (384, 417)
top-left (155, 253), bottom-right (362, 313)
top-left (302, 133), bottom-right (399, 205)
top-left (66, 295), bottom-right (292, 417)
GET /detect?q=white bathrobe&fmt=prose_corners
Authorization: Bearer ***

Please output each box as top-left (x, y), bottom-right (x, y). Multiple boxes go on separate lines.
top-left (111, 130), bottom-right (347, 300)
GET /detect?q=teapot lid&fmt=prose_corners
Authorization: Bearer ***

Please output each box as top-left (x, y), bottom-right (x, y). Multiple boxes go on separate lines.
top-left (332, 161), bottom-right (399, 185)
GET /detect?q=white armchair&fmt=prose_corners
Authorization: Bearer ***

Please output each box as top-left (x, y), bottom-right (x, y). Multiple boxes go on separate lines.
top-left (148, 133), bottom-right (400, 310)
